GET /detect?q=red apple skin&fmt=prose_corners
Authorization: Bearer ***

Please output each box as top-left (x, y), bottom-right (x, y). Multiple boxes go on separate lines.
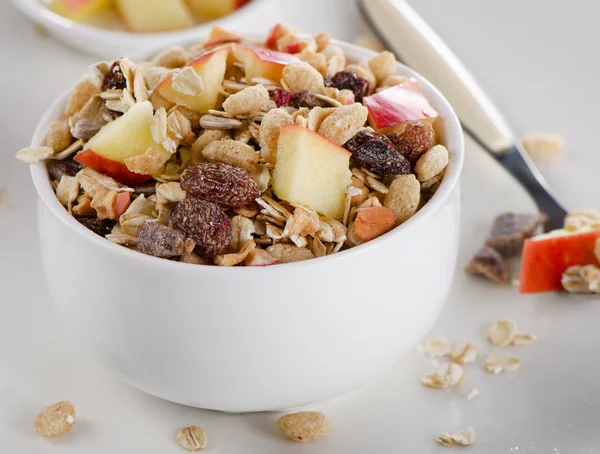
top-left (240, 45), bottom-right (299, 66)
top-left (283, 42), bottom-right (303, 54)
top-left (156, 47), bottom-right (227, 91)
top-left (204, 38), bottom-right (241, 48)
top-left (74, 150), bottom-right (152, 186)
top-left (520, 230), bottom-right (600, 293)
top-left (265, 23), bottom-right (285, 49)
top-left (364, 81), bottom-right (438, 131)
top-left (114, 193), bottom-right (131, 218)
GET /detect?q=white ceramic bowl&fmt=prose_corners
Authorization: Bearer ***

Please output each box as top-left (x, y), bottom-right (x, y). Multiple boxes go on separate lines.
top-left (9, 0), bottom-right (275, 58)
top-left (29, 40), bottom-right (464, 412)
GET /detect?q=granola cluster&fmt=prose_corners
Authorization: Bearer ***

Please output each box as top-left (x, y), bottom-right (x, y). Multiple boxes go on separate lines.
top-left (17, 24), bottom-right (450, 267)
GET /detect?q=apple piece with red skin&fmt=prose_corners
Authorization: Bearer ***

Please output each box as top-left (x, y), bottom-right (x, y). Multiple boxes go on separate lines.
top-left (232, 44), bottom-right (299, 83)
top-left (265, 23), bottom-right (288, 49)
top-left (157, 47), bottom-right (229, 113)
top-left (273, 125), bottom-right (352, 220)
top-left (115, 192), bottom-right (132, 218)
top-left (75, 150), bottom-right (152, 186)
top-left (185, 0), bottom-right (248, 19)
top-left (51, 0), bottom-right (112, 21)
top-left (520, 229), bottom-right (600, 293)
top-left (363, 81), bottom-right (439, 135)
top-left (203, 26), bottom-right (242, 48)
top-left (283, 42), bottom-right (303, 54)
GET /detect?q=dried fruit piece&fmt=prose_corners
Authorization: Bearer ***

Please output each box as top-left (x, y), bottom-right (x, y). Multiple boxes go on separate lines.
top-left (451, 343), bottom-right (479, 365)
top-left (171, 198), bottom-right (232, 258)
top-left (47, 158), bottom-right (83, 181)
top-left (421, 337), bottom-right (451, 358)
top-left (421, 363), bottom-right (464, 389)
top-left (344, 131), bottom-right (410, 176)
top-left (485, 212), bottom-right (548, 256)
top-left (562, 265), bottom-right (600, 294)
top-left (103, 61), bottom-right (127, 91)
top-left (274, 88), bottom-right (293, 107)
top-left (181, 163), bottom-right (259, 208)
top-left (288, 90), bottom-right (325, 108)
top-left (486, 320), bottom-right (517, 347)
top-left (176, 426), bottom-right (208, 451)
top-left (138, 222), bottom-right (194, 258)
top-left (384, 174), bottom-right (420, 223)
top-left (465, 247), bottom-right (509, 284)
top-left (277, 411), bottom-right (331, 442)
top-left (484, 354), bottom-right (521, 374)
top-left (76, 216), bottom-right (114, 236)
top-left (389, 121), bottom-right (435, 163)
top-left (34, 401), bottom-right (76, 437)
top-left (352, 206), bottom-right (396, 242)
top-left (330, 70), bottom-right (370, 102)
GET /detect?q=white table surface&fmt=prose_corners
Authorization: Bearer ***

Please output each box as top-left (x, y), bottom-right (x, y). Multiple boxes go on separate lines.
top-left (2, 1), bottom-right (600, 452)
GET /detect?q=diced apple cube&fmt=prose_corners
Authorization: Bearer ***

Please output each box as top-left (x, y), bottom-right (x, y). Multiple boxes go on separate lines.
top-left (232, 44), bottom-right (299, 83)
top-left (185, 0), bottom-right (248, 19)
top-left (51, 0), bottom-right (113, 21)
top-left (273, 125), bottom-right (352, 220)
top-left (116, 0), bottom-right (194, 33)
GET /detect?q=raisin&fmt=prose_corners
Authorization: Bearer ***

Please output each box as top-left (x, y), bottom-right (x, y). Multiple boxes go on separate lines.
top-left (465, 247), bottom-right (509, 284)
top-left (330, 71), bottom-right (370, 102)
top-left (274, 88), bottom-right (293, 107)
top-left (485, 212), bottom-right (548, 256)
top-left (389, 122), bottom-right (435, 163)
top-left (138, 222), bottom-right (193, 258)
top-left (289, 90), bottom-right (325, 108)
top-left (76, 217), bottom-right (114, 237)
top-left (47, 158), bottom-right (83, 181)
top-left (171, 198), bottom-right (232, 258)
top-left (182, 163), bottom-right (260, 208)
top-left (102, 61), bottom-right (127, 91)
top-left (344, 131), bottom-right (410, 176)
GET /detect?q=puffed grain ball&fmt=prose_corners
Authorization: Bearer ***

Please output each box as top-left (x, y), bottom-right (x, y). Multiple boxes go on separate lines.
top-left (277, 411), bottom-right (331, 442)
top-left (384, 174), bottom-right (421, 223)
top-left (414, 144), bottom-right (449, 182)
top-left (45, 120), bottom-right (74, 152)
top-left (34, 401), bottom-right (76, 437)
top-left (282, 61), bottom-right (325, 94)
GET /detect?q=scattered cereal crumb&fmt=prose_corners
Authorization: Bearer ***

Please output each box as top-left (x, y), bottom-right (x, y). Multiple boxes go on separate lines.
top-left (521, 132), bottom-right (564, 160)
top-left (511, 333), bottom-right (537, 346)
top-left (435, 427), bottom-right (476, 447)
top-left (484, 354), bottom-right (521, 374)
top-left (486, 320), bottom-right (517, 347)
top-left (421, 337), bottom-right (452, 358)
top-left (34, 22), bottom-right (49, 37)
top-left (465, 247), bottom-right (509, 284)
top-left (451, 343), bottom-right (479, 365)
top-left (467, 389), bottom-right (480, 401)
top-left (277, 411), bottom-right (331, 442)
top-left (562, 265), bottom-right (600, 294)
top-left (0, 188), bottom-right (11, 209)
top-left (34, 401), bottom-right (76, 437)
top-left (421, 363), bottom-right (464, 389)
top-left (176, 426), bottom-right (208, 451)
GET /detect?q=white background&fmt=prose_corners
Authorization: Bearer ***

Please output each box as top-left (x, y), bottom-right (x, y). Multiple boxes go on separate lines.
top-left (2, 1), bottom-right (600, 452)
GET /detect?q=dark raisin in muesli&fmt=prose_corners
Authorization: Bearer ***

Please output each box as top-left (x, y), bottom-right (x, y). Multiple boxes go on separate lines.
top-left (344, 131), bottom-right (410, 176)
top-left (288, 90), bottom-right (325, 108)
top-left (389, 121), bottom-right (436, 163)
top-left (274, 88), bottom-right (293, 107)
top-left (138, 222), bottom-right (194, 258)
top-left (77, 217), bottom-right (115, 237)
top-left (330, 70), bottom-right (370, 102)
top-left (47, 158), bottom-right (83, 181)
top-left (485, 212), bottom-right (548, 256)
top-left (102, 61), bottom-right (127, 91)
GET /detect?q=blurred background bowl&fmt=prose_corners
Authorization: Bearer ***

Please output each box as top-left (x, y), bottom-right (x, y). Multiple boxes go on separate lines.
top-left (9, 0), bottom-right (277, 58)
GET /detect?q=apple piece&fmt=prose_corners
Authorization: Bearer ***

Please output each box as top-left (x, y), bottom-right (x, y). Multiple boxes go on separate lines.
top-left (520, 229), bottom-right (600, 293)
top-left (363, 81), bottom-right (439, 135)
top-left (75, 150), bottom-right (152, 186)
top-left (50, 0), bottom-right (113, 21)
top-left (157, 48), bottom-right (229, 113)
top-left (272, 125), bottom-right (352, 220)
top-left (265, 23), bottom-right (289, 49)
top-left (204, 26), bottom-right (242, 48)
top-left (116, 0), bottom-right (194, 33)
top-left (114, 192), bottom-right (131, 218)
top-left (185, 0), bottom-right (248, 19)
top-left (232, 44), bottom-right (299, 83)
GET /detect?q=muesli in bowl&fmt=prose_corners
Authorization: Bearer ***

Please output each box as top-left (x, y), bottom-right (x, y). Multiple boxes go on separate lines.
top-left (17, 24), bottom-right (450, 267)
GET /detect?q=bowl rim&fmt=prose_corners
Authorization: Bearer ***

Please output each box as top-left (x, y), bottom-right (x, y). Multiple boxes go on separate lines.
top-left (10, 0), bottom-right (272, 42)
top-left (29, 37), bottom-right (464, 273)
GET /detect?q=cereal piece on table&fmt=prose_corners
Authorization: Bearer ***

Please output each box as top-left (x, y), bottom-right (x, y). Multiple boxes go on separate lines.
top-left (451, 343), bottom-right (479, 365)
top-left (414, 144), bottom-right (449, 182)
top-left (562, 265), bottom-right (600, 294)
top-left (485, 212), bottom-right (548, 256)
top-left (175, 426), bottom-right (208, 451)
top-left (34, 401), bottom-right (75, 437)
top-left (486, 320), bottom-right (517, 347)
top-left (511, 333), bottom-right (537, 346)
top-left (282, 61), bottom-right (325, 94)
top-left (77, 217), bottom-right (114, 236)
top-left (484, 354), bottom-right (521, 374)
top-left (266, 243), bottom-right (315, 263)
top-left (171, 198), bottom-right (232, 259)
top-left (222, 85), bottom-right (270, 115)
top-left (421, 337), bottom-right (451, 358)
top-left (467, 389), bottom-right (480, 400)
top-left (330, 70), bottom-right (371, 102)
top-left (368, 51), bottom-right (395, 84)
top-left (435, 427), bottom-right (476, 447)
top-left (65, 77), bottom-right (100, 117)
top-left (277, 411), bottom-right (331, 442)
top-left (138, 222), bottom-right (194, 258)
top-left (389, 121), bottom-right (435, 163)
top-left (421, 363), bottom-right (464, 389)
top-left (46, 120), bottom-right (73, 153)
top-left (384, 174), bottom-right (420, 223)
top-left (521, 132), bottom-right (564, 160)
top-left (318, 103), bottom-right (369, 146)
top-left (465, 247), bottom-right (509, 284)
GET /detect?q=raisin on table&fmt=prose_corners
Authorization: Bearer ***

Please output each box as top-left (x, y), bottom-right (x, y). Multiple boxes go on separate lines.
top-left (171, 198), bottom-right (232, 259)
top-left (181, 163), bottom-right (260, 208)
top-left (485, 212), bottom-right (548, 256)
top-left (465, 247), bottom-right (509, 284)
